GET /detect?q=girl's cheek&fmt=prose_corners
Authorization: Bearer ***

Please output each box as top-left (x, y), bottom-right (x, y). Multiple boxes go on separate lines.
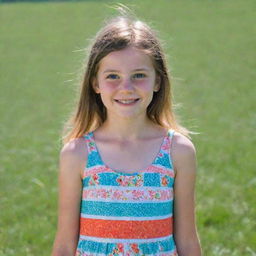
top-left (134, 80), bottom-right (154, 90)
top-left (106, 80), bottom-right (120, 87)
top-left (101, 81), bottom-right (120, 90)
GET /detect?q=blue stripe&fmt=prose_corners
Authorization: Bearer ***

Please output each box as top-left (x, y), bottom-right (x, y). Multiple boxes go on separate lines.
top-left (144, 172), bottom-right (160, 186)
top-left (83, 177), bottom-right (90, 187)
top-left (81, 200), bottom-right (173, 217)
top-left (77, 239), bottom-right (115, 254)
top-left (140, 236), bottom-right (176, 253)
top-left (96, 172), bottom-right (122, 186)
top-left (153, 153), bottom-right (173, 169)
top-left (87, 151), bottom-right (104, 168)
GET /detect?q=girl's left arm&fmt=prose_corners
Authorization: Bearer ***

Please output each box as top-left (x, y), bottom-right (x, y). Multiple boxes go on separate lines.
top-left (171, 133), bottom-right (202, 256)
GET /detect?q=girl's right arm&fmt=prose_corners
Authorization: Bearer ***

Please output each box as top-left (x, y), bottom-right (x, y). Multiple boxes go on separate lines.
top-left (51, 138), bottom-right (87, 256)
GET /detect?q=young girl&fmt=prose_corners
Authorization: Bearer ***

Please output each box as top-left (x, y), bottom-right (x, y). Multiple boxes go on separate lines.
top-left (52, 13), bottom-right (202, 256)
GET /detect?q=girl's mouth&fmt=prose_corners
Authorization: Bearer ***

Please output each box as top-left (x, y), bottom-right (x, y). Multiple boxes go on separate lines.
top-left (114, 98), bottom-right (140, 105)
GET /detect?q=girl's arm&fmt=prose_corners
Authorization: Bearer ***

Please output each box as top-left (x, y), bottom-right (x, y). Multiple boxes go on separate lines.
top-left (171, 133), bottom-right (202, 256)
top-left (51, 138), bottom-right (86, 256)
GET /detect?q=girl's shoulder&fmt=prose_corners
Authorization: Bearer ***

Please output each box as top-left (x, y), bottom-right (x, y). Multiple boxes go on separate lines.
top-left (61, 137), bottom-right (87, 158)
top-left (170, 131), bottom-right (197, 175)
top-left (171, 130), bottom-right (196, 153)
top-left (60, 137), bottom-right (88, 179)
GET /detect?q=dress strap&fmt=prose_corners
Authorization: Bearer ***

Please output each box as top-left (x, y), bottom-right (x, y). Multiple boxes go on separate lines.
top-left (83, 131), bottom-right (94, 154)
top-left (83, 131), bottom-right (104, 169)
top-left (168, 129), bottom-right (175, 140)
top-left (167, 129), bottom-right (175, 150)
top-left (167, 129), bottom-right (175, 171)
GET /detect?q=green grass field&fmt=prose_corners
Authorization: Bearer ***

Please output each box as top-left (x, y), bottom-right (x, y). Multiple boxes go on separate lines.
top-left (0, 0), bottom-right (255, 255)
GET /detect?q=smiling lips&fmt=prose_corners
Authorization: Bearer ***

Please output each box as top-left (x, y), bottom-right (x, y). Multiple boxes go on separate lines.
top-left (114, 98), bottom-right (140, 105)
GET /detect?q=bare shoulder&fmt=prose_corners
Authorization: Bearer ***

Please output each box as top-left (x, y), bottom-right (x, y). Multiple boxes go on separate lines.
top-left (59, 137), bottom-right (87, 179)
top-left (60, 137), bottom-right (87, 159)
top-left (171, 131), bottom-right (196, 156)
top-left (170, 131), bottom-right (197, 175)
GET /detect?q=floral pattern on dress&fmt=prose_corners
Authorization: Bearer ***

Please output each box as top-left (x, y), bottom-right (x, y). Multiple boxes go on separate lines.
top-left (83, 187), bottom-right (172, 201)
top-left (76, 249), bottom-right (177, 256)
top-left (84, 135), bottom-right (97, 153)
top-left (161, 174), bottom-right (170, 187)
top-left (116, 174), bottom-right (144, 187)
top-left (156, 137), bottom-right (170, 158)
top-left (108, 243), bottom-right (124, 256)
top-left (88, 141), bottom-right (97, 152)
top-left (161, 138), bottom-right (170, 153)
top-left (88, 173), bottom-right (100, 185)
top-left (127, 243), bottom-right (141, 255)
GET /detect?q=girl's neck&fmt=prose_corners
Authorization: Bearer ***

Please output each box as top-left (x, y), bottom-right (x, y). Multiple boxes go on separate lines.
top-left (96, 115), bottom-right (164, 141)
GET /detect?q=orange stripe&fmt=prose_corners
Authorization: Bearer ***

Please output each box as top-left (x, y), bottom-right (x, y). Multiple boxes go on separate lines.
top-left (80, 217), bottom-right (173, 239)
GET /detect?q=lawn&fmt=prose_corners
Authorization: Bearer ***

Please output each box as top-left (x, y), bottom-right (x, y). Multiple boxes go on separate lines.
top-left (0, 0), bottom-right (255, 255)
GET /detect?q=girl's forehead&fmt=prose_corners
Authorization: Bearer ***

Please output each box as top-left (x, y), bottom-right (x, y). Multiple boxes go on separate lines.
top-left (98, 47), bottom-right (155, 72)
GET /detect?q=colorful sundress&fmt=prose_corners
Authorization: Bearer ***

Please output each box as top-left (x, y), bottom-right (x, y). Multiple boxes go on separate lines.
top-left (76, 129), bottom-right (178, 256)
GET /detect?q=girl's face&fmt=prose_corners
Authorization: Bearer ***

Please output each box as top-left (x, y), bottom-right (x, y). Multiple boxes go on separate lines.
top-left (93, 46), bottom-right (160, 120)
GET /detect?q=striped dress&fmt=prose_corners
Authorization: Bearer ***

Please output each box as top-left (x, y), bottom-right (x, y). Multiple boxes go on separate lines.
top-left (76, 129), bottom-right (178, 256)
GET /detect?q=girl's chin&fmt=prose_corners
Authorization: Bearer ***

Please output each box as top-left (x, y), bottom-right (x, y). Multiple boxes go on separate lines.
top-left (110, 110), bottom-right (147, 120)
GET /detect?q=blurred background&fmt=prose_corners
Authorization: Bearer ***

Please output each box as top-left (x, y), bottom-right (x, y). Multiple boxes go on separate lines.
top-left (0, 0), bottom-right (255, 255)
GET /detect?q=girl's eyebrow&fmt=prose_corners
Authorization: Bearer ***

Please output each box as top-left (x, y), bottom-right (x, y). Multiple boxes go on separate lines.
top-left (103, 68), bottom-right (150, 73)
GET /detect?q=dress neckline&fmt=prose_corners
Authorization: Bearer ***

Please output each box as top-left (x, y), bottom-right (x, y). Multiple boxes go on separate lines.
top-left (89, 130), bottom-right (170, 176)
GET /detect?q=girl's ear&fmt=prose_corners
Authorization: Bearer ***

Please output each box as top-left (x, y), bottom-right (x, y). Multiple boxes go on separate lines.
top-left (154, 75), bottom-right (161, 92)
top-left (92, 77), bottom-right (100, 94)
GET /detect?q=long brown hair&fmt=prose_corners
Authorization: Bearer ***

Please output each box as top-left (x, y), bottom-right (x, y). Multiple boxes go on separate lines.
top-left (62, 13), bottom-right (195, 144)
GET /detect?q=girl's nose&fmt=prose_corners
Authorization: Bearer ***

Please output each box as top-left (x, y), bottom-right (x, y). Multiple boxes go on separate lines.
top-left (120, 77), bottom-right (134, 91)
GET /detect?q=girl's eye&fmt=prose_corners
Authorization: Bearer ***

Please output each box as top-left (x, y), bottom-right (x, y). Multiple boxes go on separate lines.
top-left (133, 73), bottom-right (146, 79)
top-left (106, 74), bottom-right (119, 80)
